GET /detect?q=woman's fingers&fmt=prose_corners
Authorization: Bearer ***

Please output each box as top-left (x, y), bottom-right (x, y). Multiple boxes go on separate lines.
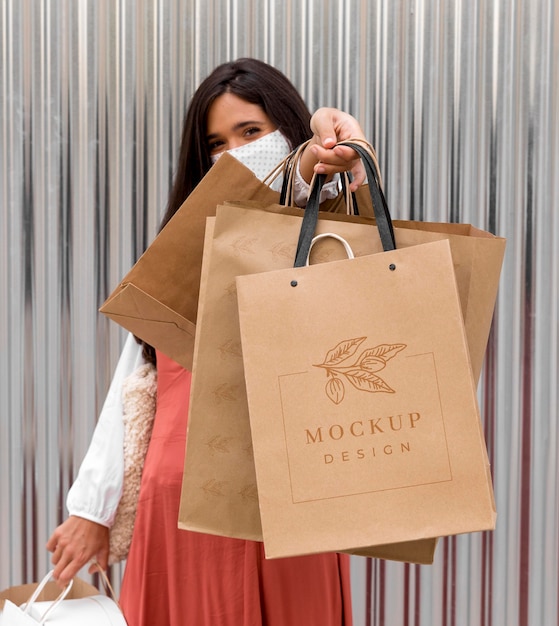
top-left (312, 145), bottom-right (360, 175)
top-left (310, 108), bottom-right (366, 147)
top-left (47, 516), bottom-right (109, 586)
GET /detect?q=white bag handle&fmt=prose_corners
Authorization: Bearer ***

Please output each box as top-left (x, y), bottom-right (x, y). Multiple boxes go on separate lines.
top-left (305, 232), bottom-right (355, 266)
top-left (16, 564), bottom-right (120, 624)
top-left (20, 570), bottom-right (74, 623)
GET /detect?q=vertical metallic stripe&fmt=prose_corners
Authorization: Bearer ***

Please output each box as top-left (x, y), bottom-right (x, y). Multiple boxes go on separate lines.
top-left (1, 0), bottom-right (558, 622)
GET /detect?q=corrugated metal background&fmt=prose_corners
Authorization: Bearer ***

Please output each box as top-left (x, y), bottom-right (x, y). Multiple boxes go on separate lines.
top-left (1, 1), bottom-right (557, 624)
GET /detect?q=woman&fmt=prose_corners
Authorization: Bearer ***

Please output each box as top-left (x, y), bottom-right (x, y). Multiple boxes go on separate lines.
top-left (47, 58), bottom-right (367, 625)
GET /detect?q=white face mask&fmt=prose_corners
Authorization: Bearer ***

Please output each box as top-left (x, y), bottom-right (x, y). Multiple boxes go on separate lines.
top-left (210, 129), bottom-right (291, 182)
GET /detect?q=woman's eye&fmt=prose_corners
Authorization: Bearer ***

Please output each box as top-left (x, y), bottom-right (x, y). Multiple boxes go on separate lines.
top-left (243, 127), bottom-right (262, 138)
top-left (208, 139), bottom-right (225, 153)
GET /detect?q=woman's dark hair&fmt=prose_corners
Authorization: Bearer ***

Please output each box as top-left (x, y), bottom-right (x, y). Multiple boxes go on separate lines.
top-left (139, 58), bottom-right (313, 365)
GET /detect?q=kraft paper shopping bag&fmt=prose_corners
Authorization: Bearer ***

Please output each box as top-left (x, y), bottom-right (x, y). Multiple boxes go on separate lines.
top-left (236, 236), bottom-right (496, 559)
top-left (236, 236), bottom-right (496, 558)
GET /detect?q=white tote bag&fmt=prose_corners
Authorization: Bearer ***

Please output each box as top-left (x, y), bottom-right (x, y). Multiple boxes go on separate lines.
top-left (0, 570), bottom-right (127, 626)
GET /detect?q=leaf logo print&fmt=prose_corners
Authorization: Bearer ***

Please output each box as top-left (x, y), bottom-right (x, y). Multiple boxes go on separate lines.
top-left (230, 236), bottom-right (258, 256)
top-left (270, 242), bottom-right (296, 260)
top-left (224, 281), bottom-right (238, 297)
top-left (242, 442), bottom-right (254, 458)
top-left (314, 337), bottom-right (407, 404)
top-left (205, 435), bottom-right (234, 455)
top-left (212, 383), bottom-right (238, 403)
top-left (218, 339), bottom-right (243, 359)
top-left (238, 484), bottom-right (259, 501)
top-left (202, 479), bottom-right (227, 497)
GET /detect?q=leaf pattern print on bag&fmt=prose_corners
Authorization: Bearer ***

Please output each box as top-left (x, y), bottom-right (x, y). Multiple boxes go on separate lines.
top-left (314, 337), bottom-right (407, 404)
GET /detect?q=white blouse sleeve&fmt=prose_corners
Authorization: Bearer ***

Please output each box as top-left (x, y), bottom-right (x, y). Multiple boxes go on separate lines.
top-left (66, 333), bottom-right (146, 527)
top-left (292, 161), bottom-right (341, 206)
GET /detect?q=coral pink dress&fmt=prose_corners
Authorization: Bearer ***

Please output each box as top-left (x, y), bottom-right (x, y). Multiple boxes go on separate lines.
top-left (119, 352), bottom-right (353, 625)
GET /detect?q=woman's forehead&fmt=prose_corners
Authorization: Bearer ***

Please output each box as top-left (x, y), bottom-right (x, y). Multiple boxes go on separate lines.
top-left (206, 93), bottom-right (270, 133)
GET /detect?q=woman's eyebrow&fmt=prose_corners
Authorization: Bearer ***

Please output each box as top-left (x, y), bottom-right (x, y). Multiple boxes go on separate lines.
top-left (206, 120), bottom-right (265, 141)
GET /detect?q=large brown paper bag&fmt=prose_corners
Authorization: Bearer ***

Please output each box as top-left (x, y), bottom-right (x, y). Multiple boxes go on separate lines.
top-left (235, 235), bottom-right (496, 558)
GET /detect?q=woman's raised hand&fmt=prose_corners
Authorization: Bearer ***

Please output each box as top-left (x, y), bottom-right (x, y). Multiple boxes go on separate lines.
top-left (300, 108), bottom-right (368, 191)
